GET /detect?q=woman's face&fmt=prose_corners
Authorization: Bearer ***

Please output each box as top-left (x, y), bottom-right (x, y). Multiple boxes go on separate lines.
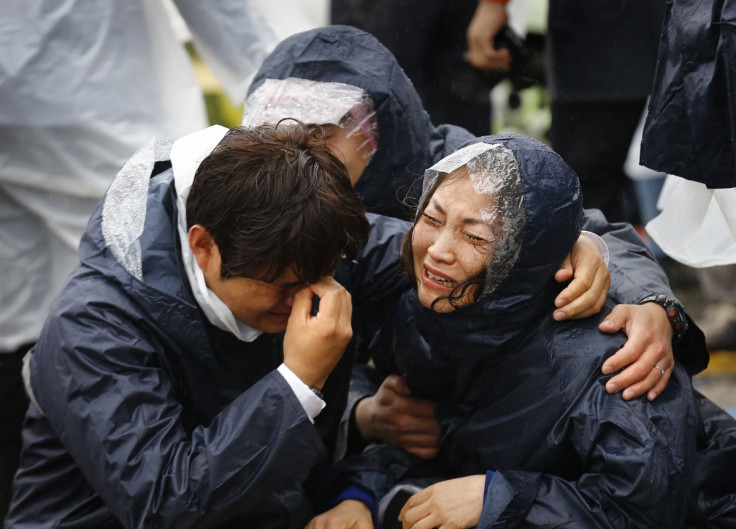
top-left (412, 172), bottom-right (496, 312)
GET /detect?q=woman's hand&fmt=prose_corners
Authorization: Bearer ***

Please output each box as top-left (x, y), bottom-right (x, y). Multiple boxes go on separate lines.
top-left (599, 303), bottom-right (674, 401)
top-left (306, 500), bottom-right (373, 529)
top-left (398, 475), bottom-right (485, 529)
top-left (553, 234), bottom-right (610, 320)
top-left (354, 375), bottom-right (441, 459)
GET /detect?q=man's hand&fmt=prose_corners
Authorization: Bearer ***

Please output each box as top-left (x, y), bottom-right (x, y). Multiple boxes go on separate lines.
top-left (599, 303), bottom-right (675, 401)
top-left (306, 500), bottom-right (373, 529)
top-left (398, 475), bottom-right (485, 529)
top-left (553, 234), bottom-right (610, 320)
top-left (354, 375), bottom-right (441, 459)
top-left (283, 277), bottom-right (353, 389)
top-left (466, 0), bottom-right (512, 71)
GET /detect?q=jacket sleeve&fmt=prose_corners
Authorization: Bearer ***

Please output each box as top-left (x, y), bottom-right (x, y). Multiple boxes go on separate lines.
top-left (334, 364), bottom-right (383, 461)
top-left (332, 213), bottom-right (412, 459)
top-left (336, 213), bottom-right (412, 364)
top-left (171, 0), bottom-right (277, 103)
top-left (582, 207), bottom-right (708, 375)
top-left (478, 365), bottom-right (697, 529)
top-left (329, 304), bottom-right (423, 500)
top-left (31, 292), bottom-right (326, 529)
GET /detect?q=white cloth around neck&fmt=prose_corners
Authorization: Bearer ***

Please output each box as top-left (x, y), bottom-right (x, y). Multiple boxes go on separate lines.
top-left (171, 125), bottom-right (263, 342)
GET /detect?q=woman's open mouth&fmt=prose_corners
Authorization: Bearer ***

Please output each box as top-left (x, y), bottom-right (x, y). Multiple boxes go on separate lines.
top-left (423, 267), bottom-right (456, 290)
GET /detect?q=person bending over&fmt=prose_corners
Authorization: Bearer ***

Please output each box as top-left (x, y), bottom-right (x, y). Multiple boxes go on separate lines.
top-left (7, 123), bottom-right (371, 528)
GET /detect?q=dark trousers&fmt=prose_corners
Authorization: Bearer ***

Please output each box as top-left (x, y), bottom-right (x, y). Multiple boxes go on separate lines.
top-left (550, 99), bottom-right (647, 225)
top-left (332, 0), bottom-right (492, 136)
top-left (0, 344), bottom-right (32, 523)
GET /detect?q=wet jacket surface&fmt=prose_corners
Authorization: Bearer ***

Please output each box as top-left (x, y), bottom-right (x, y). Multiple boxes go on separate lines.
top-left (640, 0), bottom-right (736, 188)
top-left (339, 136), bottom-right (735, 528)
top-left (6, 138), bottom-right (410, 529)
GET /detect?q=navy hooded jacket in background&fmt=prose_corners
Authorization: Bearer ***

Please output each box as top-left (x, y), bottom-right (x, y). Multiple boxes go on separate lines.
top-left (641, 0), bottom-right (736, 188)
top-left (247, 25), bottom-right (479, 221)
top-left (247, 24), bottom-right (708, 381)
top-left (339, 135), bottom-right (736, 528)
top-left (5, 136), bottom-right (410, 529)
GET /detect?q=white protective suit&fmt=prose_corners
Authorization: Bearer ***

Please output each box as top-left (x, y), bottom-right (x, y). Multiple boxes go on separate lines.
top-left (0, 0), bottom-right (278, 352)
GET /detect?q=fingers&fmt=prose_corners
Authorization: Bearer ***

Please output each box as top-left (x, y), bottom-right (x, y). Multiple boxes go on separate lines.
top-left (554, 255), bottom-right (573, 283)
top-left (289, 286), bottom-right (316, 321)
top-left (288, 276), bottom-right (351, 326)
top-left (602, 339), bottom-right (673, 400)
top-left (482, 48), bottom-right (512, 71)
top-left (309, 276), bottom-right (353, 324)
top-left (306, 500), bottom-right (373, 529)
top-left (554, 235), bottom-right (611, 320)
top-left (378, 396), bottom-right (441, 454)
top-left (599, 302), bottom-right (675, 400)
top-left (406, 445), bottom-right (440, 459)
top-left (599, 305), bottom-right (628, 335)
top-left (283, 277), bottom-right (353, 388)
top-left (355, 381), bottom-right (441, 450)
top-left (646, 365), bottom-right (672, 401)
top-left (376, 377), bottom-right (436, 419)
top-left (599, 307), bottom-right (639, 372)
top-left (393, 394), bottom-right (437, 420)
top-left (396, 421), bottom-right (442, 455)
top-left (606, 361), bottom-right (672, 401)
top-left (554, 271), bottom-right (607, 320)
top-left (399, 491), bottom-right (431, 529)
top-left (382, 374), bottom-right (412, 396)
top-left (466, 0), bottom-right (510, 70)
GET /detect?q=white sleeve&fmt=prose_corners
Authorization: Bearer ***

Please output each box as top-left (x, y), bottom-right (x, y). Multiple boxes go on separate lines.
top-left (171, 0), bottom-right (279, 103)
top-left (276, 363), bottom-right (325, 423)
top-left (581, 230), bottom-right (610, 266)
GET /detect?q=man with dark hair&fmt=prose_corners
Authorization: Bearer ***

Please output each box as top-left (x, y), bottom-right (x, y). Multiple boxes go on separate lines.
top-left (5, 123), bottom-right (401, 528)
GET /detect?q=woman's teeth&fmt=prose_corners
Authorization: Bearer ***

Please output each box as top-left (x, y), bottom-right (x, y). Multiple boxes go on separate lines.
top-left (427, 270), bottom-right (455, 287)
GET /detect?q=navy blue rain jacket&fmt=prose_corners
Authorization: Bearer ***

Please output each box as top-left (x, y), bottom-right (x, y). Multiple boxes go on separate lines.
top-left (641, 0), bottom-right (736, 188)
top-left (339, 135), bottom-right (736, 528)
top-left (248, 26), bottom-right (708, 381)
top-left (6, 138), bottom-right (410, 529)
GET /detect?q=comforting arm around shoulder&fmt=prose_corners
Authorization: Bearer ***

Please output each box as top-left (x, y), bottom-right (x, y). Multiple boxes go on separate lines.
top-left (581, 208), bottom-right (708, 398)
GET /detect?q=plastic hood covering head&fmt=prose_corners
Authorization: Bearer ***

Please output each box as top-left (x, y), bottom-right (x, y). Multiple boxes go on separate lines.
top-left (420, 142), bottom-right (526, 296)
top-left (242, 77), bottom-right (379, 158)
top-left (414, 134), bottom-right (584, 358)
top-left (243, 25), bottom-right (469, 219)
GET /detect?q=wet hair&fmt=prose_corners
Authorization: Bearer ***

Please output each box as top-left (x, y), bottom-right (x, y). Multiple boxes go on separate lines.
top-left (400, 170), bottom-right (489, 309)
top-left (186, 122), bottom-right (370, 283)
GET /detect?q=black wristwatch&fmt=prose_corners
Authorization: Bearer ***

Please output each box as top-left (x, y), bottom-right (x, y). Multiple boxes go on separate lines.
top-left (308, 385), bottom-right (325, 400)
top-left (639, 294), bottom-right (689, 344)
